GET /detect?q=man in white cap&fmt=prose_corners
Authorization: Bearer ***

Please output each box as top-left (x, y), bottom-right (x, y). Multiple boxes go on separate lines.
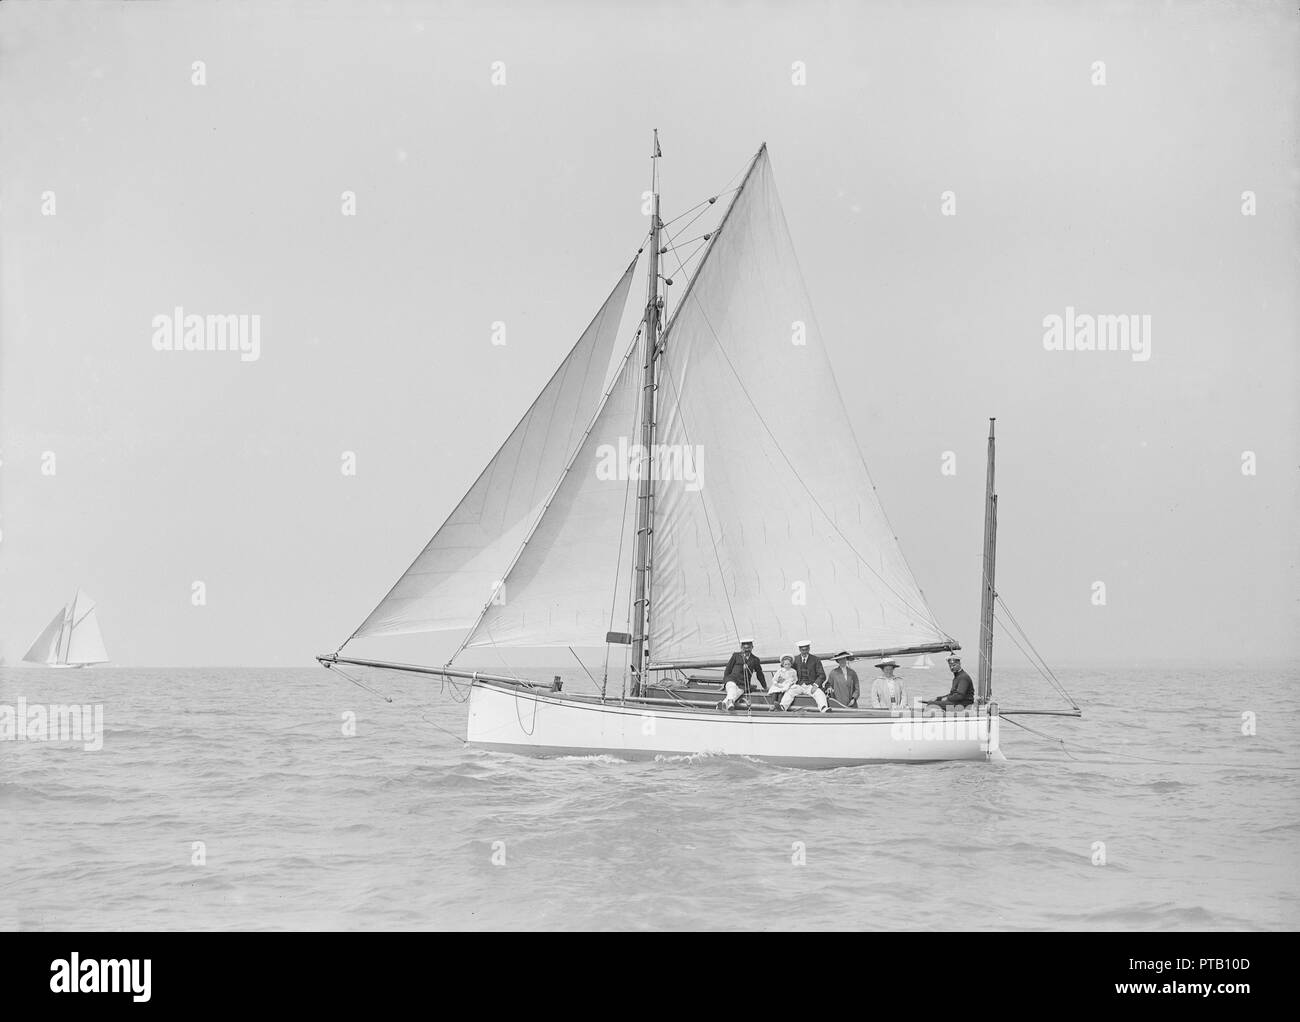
top-left (779, 640), bottom-right (829, 712)
top-left (871, 657), bottom-right (907, 710)
top-left (927, 652), bottom-right (974, 709)
top-left (718, 638), bottom-right (766, 712)
top-left (826, 651), bottom-right (860, 708)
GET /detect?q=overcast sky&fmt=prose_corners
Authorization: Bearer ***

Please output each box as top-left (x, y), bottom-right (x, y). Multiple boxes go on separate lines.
top-left (1, 0), bottom-right (1296, 667)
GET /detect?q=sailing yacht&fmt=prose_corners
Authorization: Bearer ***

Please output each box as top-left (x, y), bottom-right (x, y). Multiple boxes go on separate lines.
top-left (24, 589), bottom-right (110, 668)
top-left (320, 138), bottom-right (1019, 766)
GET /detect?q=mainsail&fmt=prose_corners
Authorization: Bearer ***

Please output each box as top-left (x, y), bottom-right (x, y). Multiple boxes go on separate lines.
top-left (350, 258), bottom-right (638, 640)
top-left (648, 148), bottom-right (952, 662)
top-left (23, 589), bottom-right (109, 665)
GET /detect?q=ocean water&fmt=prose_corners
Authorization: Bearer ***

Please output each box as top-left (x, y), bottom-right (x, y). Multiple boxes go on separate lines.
top-left (2, 664), bottom-right (1296, 931)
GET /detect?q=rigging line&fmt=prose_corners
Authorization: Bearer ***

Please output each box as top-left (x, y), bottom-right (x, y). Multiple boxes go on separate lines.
top-left (641, 328), bottom-right (661, 683)
top-left (422, 711), bottom-right (468, 745)
top-left (620, 514), bottom-right (638, 704)
top-left (662, 207), bottom-right (712, 249)
top-left (659, 190), bottom-right (734, 255)
top-left (325, 661), bottom-right (395, 704)
top-left (661, 231), bottom-right (711, 311)
top-left (1000, 715), bottom-right (1206, 767)
top-left (991, 607), bottom-right (1072, 706)
top-left (984, 576), bottom-right (1076, 708)
top-left (602, 324), bottom-right (644, 696)
top-left (662, 240), bottom-right (709, 276)
top-left (569, 646), bottom-right (598, 688)
top-left (659, 189), bottom-right (740, 255)
top-left (440, 672), bottom-right (473, 703)
top-left (658, 146), bottom-right (766, 349)
top-left (680, 296), bottom-right (952, 636)
top-left (658, 360), bottom-right (743, 647)
top-left (999, 715), bottom-right (1078, 760)
top-left (665, 231), bottom-right (716, 251)
top-left (996, 619), bottom-right (1075, 711)
top-left (996, 591), bottom-right (1077, 705)
top-left (513, 684), bottom-right (539, 736)
top-left (660, 197), bottom-right (711, 230)
top-left (657, 173), bottom-right (743, 233)
top-left (479, 621), bottom-right (530, 683)
top-left (991, 608), bottom-right (1049, 683)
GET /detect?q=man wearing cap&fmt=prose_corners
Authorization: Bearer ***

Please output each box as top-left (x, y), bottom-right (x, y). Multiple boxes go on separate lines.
top-left (826, 651), bottom-right (860, 708)
top-left (779, 640), bottom-right (829, 712)
top-left (928, 653), bottom-right (974, 709)
top-left (790, 640), bottom-right (826, 689)
top-left (871, 658), bottom-right (907, 710)
top-left (718, 638), bottom-right (766, 711)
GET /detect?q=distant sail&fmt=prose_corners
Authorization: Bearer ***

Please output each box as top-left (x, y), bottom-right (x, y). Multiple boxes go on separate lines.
top-left (648, 149), bottom-right (953, 662)
top-left (352, 258), bottom-right (638, 639)
top-left (65, 591), bottom-right (109, 664)
top-left (23, 589), bottom-right (110, 665)
top-left (460, 339), bottom-right (641, 649)
top-left (23, 608), bottom-right (66, 664)
top-left (910, 653), bottom-right (935, 669)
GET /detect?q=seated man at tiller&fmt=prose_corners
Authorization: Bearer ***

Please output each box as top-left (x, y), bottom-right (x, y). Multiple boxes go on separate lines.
top-left (927, 652), bottom-right (974, 708)
top-left (718, 638), bottom-right (766, 711)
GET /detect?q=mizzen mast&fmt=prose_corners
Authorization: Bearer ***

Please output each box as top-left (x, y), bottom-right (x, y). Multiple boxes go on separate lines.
top-left (977, 417), bottom-right (997, 704)
top-left (630, 129), bottom-right (663, 695)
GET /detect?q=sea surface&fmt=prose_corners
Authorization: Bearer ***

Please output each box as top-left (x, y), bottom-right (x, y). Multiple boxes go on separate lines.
top-left (2, 664), bottom-right (1297, 931)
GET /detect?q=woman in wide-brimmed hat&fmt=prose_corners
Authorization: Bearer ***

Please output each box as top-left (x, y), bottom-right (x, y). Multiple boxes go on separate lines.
top-left (871, 657), bottom-right (907, 710)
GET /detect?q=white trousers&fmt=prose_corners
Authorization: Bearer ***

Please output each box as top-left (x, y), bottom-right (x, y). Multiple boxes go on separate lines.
top-left (723, 681), bottom-right (748, 707)
top-left (780, 684), bottom-right (828, 710)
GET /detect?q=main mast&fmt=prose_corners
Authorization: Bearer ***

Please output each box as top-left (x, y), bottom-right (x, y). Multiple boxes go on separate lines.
top-left (977, 418), bottom-right (997, 703)
top-left (630, 130), bottom-right (662, 695)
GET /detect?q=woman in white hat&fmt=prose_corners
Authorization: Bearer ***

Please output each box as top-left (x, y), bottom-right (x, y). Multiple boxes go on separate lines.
top-left (871, 658), bottom-right (907, 710)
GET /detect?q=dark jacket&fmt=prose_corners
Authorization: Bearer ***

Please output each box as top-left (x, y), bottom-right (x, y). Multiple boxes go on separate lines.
top-left (943, 669), bottom-right (975, 705)
top-left (723, 651), bottom-right (766, 692)
top-left (827, 666), bottom-right (860, 706)
top-left (791, 652), bottom-right (826, 688)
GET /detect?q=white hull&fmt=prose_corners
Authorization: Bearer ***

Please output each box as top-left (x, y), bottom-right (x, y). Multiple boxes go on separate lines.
top-left (466, 682), bottom-right (1001, 767)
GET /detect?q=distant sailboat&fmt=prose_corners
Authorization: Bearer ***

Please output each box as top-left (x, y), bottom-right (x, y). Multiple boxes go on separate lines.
top-left (910, 654), bottom-right (936, 669)
top-left (23, 589), bottom-right (109, 668)
top-left (320, 136), bottom-right (1077, 766)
